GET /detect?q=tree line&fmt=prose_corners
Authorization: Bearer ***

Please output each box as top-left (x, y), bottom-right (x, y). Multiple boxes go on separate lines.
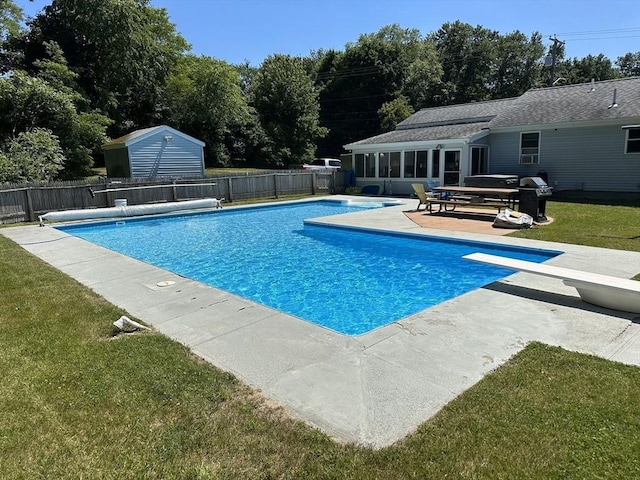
top-left (1, 0), bottom-right (638, 182)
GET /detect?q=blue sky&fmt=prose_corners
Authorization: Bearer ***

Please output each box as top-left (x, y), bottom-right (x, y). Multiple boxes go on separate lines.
top-left (19, 0), bottom-right (640, 66)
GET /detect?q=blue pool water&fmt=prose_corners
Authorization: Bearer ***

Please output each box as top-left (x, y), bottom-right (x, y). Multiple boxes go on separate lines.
top-left (58, 200), bottom-right (561, 335)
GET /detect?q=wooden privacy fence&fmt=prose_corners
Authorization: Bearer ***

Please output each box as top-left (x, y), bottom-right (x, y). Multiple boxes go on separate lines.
top-left (0, 170), bottom-right (346, 224)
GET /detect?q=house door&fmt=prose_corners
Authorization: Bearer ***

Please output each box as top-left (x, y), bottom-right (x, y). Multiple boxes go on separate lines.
top-left (443, 150), bottom-right (461, 185)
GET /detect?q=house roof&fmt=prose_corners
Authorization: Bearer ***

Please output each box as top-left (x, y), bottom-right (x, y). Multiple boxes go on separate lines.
top-left (103, 125), bottom-right (205, 150)
top-left (489, 76), bottom-right (640, 128)
top-left (345, 77), bottom-right (640, 149)
top-left (396, 97), bottom-right (518, 129)
top-left (346, 121), bottom-right (490, 146)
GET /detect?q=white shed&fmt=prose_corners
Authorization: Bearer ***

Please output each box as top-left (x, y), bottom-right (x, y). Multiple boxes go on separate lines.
top-left (103, 125), bottom-right (205, 178)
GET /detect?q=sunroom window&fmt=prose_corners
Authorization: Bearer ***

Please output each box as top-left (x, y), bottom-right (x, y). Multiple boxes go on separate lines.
top-left (520, 132), bottom-right (540, 164)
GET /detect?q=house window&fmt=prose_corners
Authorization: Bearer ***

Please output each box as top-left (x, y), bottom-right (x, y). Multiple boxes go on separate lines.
top-left (378, 153), bottom-right (389, 177)
top-left (379, 152), bottom-right (400, 177)
top-left (431, 149), bottom-right (440, 178)
top-left (404, 151), bottom-right (415, 178)
top-left (354, 154), bottom-right (365, 177)
top-left (365, 153), bottom-right (376, 177)
top-left (471, 147), bottom-right (489, 175)
top-left (389, 152), bottom-right (400, 177)
top-left (626, 128), bottom-right (640, 153)
top-left (520, 132), bottom-right (540, 164)
top-left (416, 150), bottom-right (428, 177)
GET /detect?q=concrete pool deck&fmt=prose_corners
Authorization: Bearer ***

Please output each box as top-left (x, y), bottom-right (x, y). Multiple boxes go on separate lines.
top-left (2, 195), bottom-right (640, 448)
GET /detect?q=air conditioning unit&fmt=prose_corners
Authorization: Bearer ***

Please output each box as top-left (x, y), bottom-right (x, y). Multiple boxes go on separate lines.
top-left (520, 154), bottom-right (539, 165)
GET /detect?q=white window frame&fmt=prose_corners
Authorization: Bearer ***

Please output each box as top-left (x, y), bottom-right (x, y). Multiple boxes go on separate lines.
top-left (625, 127), bottom-right (640, 154)
top-left (519, 131), bottom-right (540, 164)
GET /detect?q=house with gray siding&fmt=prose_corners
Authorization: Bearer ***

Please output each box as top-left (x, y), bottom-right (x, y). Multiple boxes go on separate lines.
top-left (343, 77), bottom-right (640, 195)
top-left (103, 125), bottom-right (205, 178)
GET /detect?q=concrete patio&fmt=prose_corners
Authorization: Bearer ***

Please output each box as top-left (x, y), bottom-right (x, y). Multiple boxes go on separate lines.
top-left (2, 195), bottom-right (639, 447)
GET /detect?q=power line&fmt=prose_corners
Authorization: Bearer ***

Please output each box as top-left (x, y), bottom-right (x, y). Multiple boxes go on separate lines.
top-left (546, 27), bottom-right (640, 37)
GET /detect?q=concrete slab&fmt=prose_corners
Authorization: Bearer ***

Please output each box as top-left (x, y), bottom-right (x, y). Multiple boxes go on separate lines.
top-left (2, 196), bottom-right (639, 448)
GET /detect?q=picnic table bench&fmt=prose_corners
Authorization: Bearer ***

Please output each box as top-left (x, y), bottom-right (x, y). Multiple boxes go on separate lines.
top-left (427, 186), bottom-right (519, 213)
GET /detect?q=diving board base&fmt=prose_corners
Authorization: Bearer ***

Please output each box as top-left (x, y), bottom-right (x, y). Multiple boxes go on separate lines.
top-left (564, 280), bottom-right (640, 314)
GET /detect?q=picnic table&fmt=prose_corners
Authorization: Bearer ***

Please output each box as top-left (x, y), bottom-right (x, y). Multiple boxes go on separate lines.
top-left (427, 186), bottom-right (519, 213)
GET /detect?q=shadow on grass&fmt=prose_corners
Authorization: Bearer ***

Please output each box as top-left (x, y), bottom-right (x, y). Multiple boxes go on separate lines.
top-left (550, 192), bottom-right (640, 207)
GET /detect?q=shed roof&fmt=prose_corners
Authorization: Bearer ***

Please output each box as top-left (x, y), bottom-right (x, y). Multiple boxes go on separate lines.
top-left (103, 125), bottom-right (205, 150)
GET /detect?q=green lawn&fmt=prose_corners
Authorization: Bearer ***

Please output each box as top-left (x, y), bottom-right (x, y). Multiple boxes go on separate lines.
top-left (511, 199), bottom-right (640, 253)
top-left (1, 200), bottom-right (640, 478)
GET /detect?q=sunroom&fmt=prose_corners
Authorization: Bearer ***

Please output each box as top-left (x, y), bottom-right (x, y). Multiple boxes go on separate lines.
top-left (342, 123), bottom-right (492, 196)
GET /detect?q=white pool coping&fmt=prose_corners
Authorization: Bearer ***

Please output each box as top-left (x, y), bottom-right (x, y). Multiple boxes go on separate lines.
top-left (3, 195), bottom-right (639, 448)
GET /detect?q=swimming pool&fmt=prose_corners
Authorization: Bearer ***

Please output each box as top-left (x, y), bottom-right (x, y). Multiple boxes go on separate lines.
top-left (58, 200), bottom-right (561, 335)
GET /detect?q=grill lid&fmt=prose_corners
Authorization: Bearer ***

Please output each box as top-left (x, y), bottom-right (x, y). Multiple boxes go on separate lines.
top-left (520, 176), bottom-right (547, 187)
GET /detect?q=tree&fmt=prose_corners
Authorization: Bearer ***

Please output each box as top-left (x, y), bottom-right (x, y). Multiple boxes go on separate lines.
top-left (0, 41), bottom-right (110, 179)
top-left (0, 0), bottom-right (23, 39)
top-left (21, 0), bottom-right (189, 135)
top-left (490, 31), bottom-right (544, 97)
top-left (378, 96), bottom-right (414, 132)
top-left (253, 54), bottom-right (327, 168)
top-left (431, 21), bottom-right (499, 104)
top-left (0, 128), bottom-right (64, 183)
top-left (555, 54), bottom-right (621, 85)
top-left (0, 0), bottom-right (25, 70)
top-left (616, 52), bottom-right (640, 77)
top-left (165, 55), bottom-right (251, 166)
top-left (314, 25), bottom-right (441, 155)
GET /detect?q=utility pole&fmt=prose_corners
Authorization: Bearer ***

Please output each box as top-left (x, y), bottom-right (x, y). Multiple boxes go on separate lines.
top-left (548, 35), bottom-right (565, 86)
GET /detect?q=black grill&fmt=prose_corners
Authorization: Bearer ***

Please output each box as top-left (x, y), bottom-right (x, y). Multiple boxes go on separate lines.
top-left (518, 176), bottom-right (552, 222)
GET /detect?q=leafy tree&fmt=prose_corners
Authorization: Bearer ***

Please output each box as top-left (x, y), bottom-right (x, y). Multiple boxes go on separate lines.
top-left (165, 55), bottom-right (250, 166)
top-left (234, 60), bottom-right (259, 92)
top-left (21, 0), bottom-right (189, 135)
top-left (431, 21), bottom-right (499, 104)
top-left (0, 128), bottom-right (64, 183)
top-left (555, 54), bottom-right (621, 85)
top-left (378, 96), bottom-right (413, 132)
top-left (490, 31), bottom-right (544, 97)
top-left (253, 54), bottom-right (327, 168)
top-left (0, 0), bottom-right (22, 41)
top-left (315, 25), bottom-right (441, 155)
top-left (0, 42), bottom-right (110, 179)
top-left (0, 0), bottom-right (26, 71)
top-left (616, 52), bottom-right (640, 77)
top-left (402, 49), bottom-right (443, 109)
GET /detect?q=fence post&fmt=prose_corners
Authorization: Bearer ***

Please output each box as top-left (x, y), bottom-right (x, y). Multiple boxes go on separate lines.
top-left (172, 180), bottom-right (178, 202)
top-left (227, 177), bottom-right (233, 202)
top-left (273, 174), bottom-right (279, 199)
top-left (311, 173), bottom-right (317, 195)
top-left (24, 188), bottom-right (35, 222)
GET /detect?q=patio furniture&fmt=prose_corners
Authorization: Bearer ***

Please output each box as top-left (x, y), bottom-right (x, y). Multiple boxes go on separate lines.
top-left (411, 183), bottom-right (440, 211)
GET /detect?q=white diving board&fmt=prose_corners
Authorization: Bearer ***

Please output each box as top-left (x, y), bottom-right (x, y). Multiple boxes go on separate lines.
top-left (463, 252), bottom-right (640, 314)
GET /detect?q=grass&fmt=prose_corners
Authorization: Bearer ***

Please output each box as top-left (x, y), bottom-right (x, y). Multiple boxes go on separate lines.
top-left (1, 200), bottom-right (640, 478)
top-left (510, 199), bottom-right (640, 253)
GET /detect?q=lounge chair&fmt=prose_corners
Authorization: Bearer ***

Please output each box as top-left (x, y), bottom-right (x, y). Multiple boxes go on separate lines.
top-left (463, 252), bottom-right (640, 314)
top-left (411, 183), bottom-right (439, 211)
